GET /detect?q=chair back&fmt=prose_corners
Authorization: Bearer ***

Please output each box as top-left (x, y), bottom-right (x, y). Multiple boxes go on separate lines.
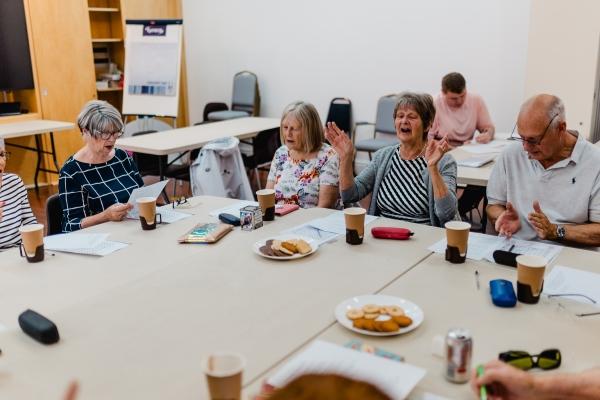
top-left (231, 71), bottom-right (260, 116)
top-left (326, 97), bottom-right (352, 139)
top-left (131, 130), bottom-right (161, 176)
top-left (374, 94), bottom-right (398, 135)
top-left (253, 128), bottom-right (281, 166)
top-left (46, 193), bottom-right (62, 235)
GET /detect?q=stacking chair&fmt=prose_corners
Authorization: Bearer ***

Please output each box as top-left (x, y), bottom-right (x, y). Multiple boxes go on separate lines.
top-left (205, 71), bottom-right (261, 122)
top-left (354, 94), bottom-right (399, 159)
top-left (46, 193), bottom-right (62, 235)
top-left (325, 97), bottom-right (352, 140)
top-left (241, 128), bottom-right (281, 190)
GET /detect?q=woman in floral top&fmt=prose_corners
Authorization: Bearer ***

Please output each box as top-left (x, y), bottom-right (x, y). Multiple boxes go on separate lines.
top-left (266, 101), bottom-right (340, 209)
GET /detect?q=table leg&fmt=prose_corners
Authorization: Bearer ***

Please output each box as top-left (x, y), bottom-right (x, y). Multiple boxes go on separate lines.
top-left (34, 134), bottom-right (43, 191)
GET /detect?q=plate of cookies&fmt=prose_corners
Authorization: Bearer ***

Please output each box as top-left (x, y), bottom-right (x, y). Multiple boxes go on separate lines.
top-left (253, 235), bottom-right (317, 260)
top-left (335, 294), bottom-right (424, 336)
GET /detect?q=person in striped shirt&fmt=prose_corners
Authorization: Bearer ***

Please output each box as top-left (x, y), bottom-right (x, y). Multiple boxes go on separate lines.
top-left (326, 92), bottom-right (458, 227)
top-left (0, 137), bottom-right (38, 251)
top-left (59, 100), bottom-right (144, 232)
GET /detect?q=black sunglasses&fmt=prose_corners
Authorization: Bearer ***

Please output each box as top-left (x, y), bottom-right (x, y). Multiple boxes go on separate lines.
top-left (498, 349), bottom-right (561, 370)
top-left (172, 196), bottom-right (188, 209)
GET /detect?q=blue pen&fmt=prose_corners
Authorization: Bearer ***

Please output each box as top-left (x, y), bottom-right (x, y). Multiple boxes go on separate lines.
top-left (477, 365), bottom-right (488, 400)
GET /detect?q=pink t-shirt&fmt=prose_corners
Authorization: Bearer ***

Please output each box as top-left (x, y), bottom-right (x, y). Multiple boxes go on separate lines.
top-left (428, 92), bottom-right (493, 146)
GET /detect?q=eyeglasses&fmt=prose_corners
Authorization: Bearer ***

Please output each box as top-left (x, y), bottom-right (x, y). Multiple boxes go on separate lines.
top-left (87, 129), bottom-right (124, 140)
top-left (0, 151), bottom-right (10, 160)
top-left (498, 349), bottom-right (561, 370)
top-left (172, 196), bottom-right (188, 209)
top-left (545, 293), bottom-right (600, 317)
top-left (509, 113), bottom-right (559, 146)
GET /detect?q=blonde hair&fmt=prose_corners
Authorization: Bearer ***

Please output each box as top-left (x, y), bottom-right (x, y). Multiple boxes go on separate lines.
top-left (76, 100), bottom-right (124, 138)
top-left (280, 101), bottom-right (324, 153)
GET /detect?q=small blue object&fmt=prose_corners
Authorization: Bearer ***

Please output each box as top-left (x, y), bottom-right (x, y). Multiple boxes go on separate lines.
top-left (489, 279), bottom-right (517, 307)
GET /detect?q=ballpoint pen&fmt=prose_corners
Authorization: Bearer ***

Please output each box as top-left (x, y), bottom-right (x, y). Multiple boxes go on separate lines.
top-left (475, 270), bottom-right (480, 290)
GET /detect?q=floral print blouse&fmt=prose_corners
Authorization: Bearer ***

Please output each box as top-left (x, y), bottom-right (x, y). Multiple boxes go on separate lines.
top-left (267, 143), bottom-right (340, 208)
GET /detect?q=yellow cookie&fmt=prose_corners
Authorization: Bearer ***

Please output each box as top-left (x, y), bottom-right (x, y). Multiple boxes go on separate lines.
top-left (362, 304), bottom-right (380, 314)
top-left (363, 313), bottom-right (379, 320)
top-left (385, 305), bottom-right (405, 317)
top-left (346, 308), bottom-right (364, 320)
top-left (295, 239), bottom-right (312, 254)
top-left (392, 315), bottom-right (413, 327)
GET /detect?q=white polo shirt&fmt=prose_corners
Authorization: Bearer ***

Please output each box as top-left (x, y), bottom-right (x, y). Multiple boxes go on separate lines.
top-left (487, 133), bottom-right (600, 241)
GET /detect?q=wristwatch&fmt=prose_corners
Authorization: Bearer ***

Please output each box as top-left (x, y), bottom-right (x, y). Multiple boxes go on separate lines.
top-left (555, 225), bottom-right (566, 241)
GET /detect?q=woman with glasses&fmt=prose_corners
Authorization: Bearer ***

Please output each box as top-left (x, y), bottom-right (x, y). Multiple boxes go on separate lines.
top-left (0, 138), bottom-right (38, 250)
top-left (59, 100), bottom-right (144, 232)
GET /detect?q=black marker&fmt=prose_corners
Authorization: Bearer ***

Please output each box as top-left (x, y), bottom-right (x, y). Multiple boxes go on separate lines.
top-left (572, 177), bottom-right (576, 184)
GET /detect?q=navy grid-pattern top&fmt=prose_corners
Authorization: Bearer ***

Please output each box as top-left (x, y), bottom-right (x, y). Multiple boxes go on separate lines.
top-left (59, 149), bottom-right (144, 232)
top-left (0, 173), bottom-right (37, 250)
top-left (376, 152), bottom-right (430, 224)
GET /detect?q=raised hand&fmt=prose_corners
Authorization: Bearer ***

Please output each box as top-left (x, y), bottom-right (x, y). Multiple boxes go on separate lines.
top-left (324, 122), bottom-right (354, 162)
top-left (424, 137), bottom-right (450, 167)
top-left (495, 202), bottom-right (521, 238)
top-left (527, 200), bottom-right (556, 240)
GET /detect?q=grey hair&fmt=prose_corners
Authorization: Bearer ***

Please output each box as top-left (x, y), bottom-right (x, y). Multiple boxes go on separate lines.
top-left (280, 101), bottom-right (324, 153)
top-left (547, 96), bottom-right (565, 128)
top-left (393, 92), bottom-right (436, 139)
top-left (76, 100), bottom-right (123, 138)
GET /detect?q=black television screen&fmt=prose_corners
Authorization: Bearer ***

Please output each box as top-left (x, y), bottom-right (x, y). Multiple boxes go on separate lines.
top-left (0, 0), bottom-right (35, 91)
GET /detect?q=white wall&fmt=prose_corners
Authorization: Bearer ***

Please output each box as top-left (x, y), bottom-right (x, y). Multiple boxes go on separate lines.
top-left (182, 0), bottom-right (530, 134)
top-left (525, 0), bottom-right (600, 139)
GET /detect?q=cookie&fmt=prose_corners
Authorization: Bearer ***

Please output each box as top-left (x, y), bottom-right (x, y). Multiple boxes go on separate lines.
top-left (346, 308), bottom-right (364, 320)
top-left (375, 319), bottom-right (400, 332)
top-left (295, 239), bottom-right (312, 254)
top-left (363, 313), bottom-right (379, 320)
top-left (281, 241), bottom-right (298, 253)
top-left (259, 245), bottom-right (275, 257)
top-left (352, 318), bottom-right (368, 330)
top-left (385, 305), bottom-right (405, 317)
top-left (271, 240), bottom-right (294, 256)
top-left (392, 315), bottom-right (413, 327)
top-left (362, 304), bottom-right (380, 314)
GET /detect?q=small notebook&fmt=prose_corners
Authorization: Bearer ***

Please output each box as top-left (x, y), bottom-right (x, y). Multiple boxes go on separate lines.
top-left (178, 222), bottom-right (233, 244)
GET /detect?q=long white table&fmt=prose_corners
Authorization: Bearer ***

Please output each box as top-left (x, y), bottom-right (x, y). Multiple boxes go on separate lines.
top-left (0, 196), bottom-right (442, 399)
top-left (0, 120), bottom-right (75, 189)
top-left (116, 117), bottom-right (280, 156)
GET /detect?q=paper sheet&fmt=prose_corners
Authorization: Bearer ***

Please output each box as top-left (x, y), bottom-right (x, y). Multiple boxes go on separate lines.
top-left (127, 180), bottom-right (169, 218)
top-left (308, 211), bottom-right (378, 235)
top-left (460, 140), bottom-right (509, 154)
top-left (544, 265), bottom-right (600, 304)
top-left (281, 223), bottom-right (340, 247)
top-left (428, 232), bottom-right (563, 263)
top-left (156, 205), bottom-right (191, 223)
top-left (208, 201), bottom-right (259, 217)
top-left (44, 233), bottom-right (128, 256)
top-left (268, 340), bottom-right (426, 400)
top-left (456, 154), bottom-right (496, 168)
top-left (44, 233), bottom-right (110, 251)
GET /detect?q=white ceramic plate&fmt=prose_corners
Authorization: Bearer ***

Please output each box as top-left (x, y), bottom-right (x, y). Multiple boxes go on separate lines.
top-left (335, 294), bottom-right (424, 336)
top-left (253, 235), bottom-right (317, 260)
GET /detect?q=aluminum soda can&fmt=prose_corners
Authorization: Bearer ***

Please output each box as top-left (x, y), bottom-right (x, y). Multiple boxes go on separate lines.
top-left (445, 328), bottom-right (472, 383)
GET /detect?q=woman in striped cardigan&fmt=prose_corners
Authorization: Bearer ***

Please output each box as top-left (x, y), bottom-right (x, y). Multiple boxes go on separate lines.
top-left (0, 137), bottom-right (37, 251)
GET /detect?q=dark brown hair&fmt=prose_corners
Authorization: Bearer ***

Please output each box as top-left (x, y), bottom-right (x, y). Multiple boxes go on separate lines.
top-left (442, 72), bottom-right (466, 94)
top-left (268, 374), bottom-right (391, 400)
top-left (393, 92), bottom-right (436, 139)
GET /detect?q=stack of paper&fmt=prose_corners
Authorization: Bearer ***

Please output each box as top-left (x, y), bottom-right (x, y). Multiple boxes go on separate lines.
top-left (545, 266), bottom-right (600, 305)
top-left (428, 232), bottom-right (563, 264)
top-left (156, 204), bottom-right (192, 223)
top-left (44, 233), bottom-right (128, 256)
top-left (268, 340), bottom-right (425, 400)
top-left (456, 154), bottom-right (496, 168)
top-left (461, 139), bottom-right (509, 154)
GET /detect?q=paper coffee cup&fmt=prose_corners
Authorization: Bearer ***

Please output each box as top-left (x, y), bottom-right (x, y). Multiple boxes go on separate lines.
top-left (445, 221), bottom-right (471, 256)
top-left (136, 197), bottom-right (157, 230)
top-left (202, 353), bottom-right (245, 400)
top-left (516, 255), bottom-right (546, 298)
top-left (19, 224), bottom-right (44, 260)
top-left (344, 207), bottom-right (366, 244)
top-left (256, 189), bottom-right (276, 221)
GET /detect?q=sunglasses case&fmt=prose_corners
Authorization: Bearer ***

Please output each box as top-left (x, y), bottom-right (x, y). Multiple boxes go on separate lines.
top-left (18, 309), bottom-right (60, 344)
top-left (490, 279), bottom-right (517, 307)
top-left (371, 227), bottom-right (414, 240)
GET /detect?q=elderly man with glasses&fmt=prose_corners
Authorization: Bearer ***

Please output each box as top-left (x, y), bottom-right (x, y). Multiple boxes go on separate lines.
top-left (486, 94), bottom-right (600, 246)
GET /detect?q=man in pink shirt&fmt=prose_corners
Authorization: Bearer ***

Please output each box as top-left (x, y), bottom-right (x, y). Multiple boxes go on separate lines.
top-left (429, 72), bottom-right (495, 147)
top-left (429, 72), bottom-right (495, 225)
